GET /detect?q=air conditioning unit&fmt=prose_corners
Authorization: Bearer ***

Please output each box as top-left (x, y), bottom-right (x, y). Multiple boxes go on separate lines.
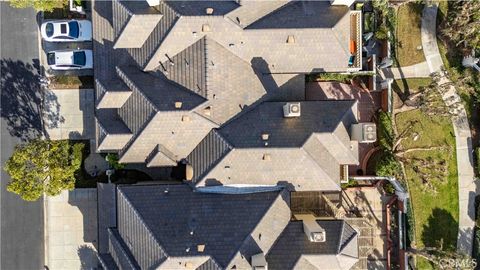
top-left (350, 123), bottom-right (377, 143)
top-left (283, 102), bottom-right (301, 118)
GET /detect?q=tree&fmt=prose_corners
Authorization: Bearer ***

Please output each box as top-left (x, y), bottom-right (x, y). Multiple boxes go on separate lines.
top-left (441, 0), bottom-right (480, 51)
top-left (9, 0), bottom-right (67, 12)
top-left (4, 140), bottom-right (83, 201)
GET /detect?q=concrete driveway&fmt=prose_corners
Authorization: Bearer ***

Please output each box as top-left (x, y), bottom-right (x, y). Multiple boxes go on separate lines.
top-left (46, 189), bottom-right (98, 269)
top-left (43, 88), bottom-right (94, 140)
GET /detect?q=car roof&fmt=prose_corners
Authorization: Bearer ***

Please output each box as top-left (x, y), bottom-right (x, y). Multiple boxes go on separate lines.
top-left (53, 51), bottom-right (75, 65)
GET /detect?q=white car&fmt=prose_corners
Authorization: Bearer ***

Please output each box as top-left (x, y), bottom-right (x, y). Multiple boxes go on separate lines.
top-left (47, 50), bottom-right (93, 70)
top-left (40, 20), bottom-right (92, 42)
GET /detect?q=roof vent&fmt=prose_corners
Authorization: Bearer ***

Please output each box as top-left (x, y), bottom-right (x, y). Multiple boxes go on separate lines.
top-left (205, 7), bottom-right (214, 15)
top-left (185, 165), bottom-right (194, 181)
top-left (182, 115), bottom-right (191, 122)
top-left (302, 215), bottom-right (326, 242)
top-left (287, 35), bottom-right (295, 44)
top-left (350, 123), bottom-right (377, 143)
top-left (197, 244), bottom-right (205, 252)
top-left (283, 102), bottom-right (301, 118)
top-left (261, 133), bottom-right (269, 141)
top-left (175, 101), bottom-right (183, 109)
top-left (203, 106), bottom-right (211, 116)
top-left (251, 253), bottom-right (268, 270)
top-left (202, 24), bottom-right (211, 32)
top-left (262, 154), bottom-right (271, 161)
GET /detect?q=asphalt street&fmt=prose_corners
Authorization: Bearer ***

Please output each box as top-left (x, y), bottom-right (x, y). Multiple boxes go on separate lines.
top-left (1, 2), bottom-right (45, 270)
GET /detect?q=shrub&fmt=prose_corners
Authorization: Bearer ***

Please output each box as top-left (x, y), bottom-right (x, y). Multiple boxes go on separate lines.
top-left (378, 111), bottom-right (394, 151)
top-left (106, 153), bottom-right (125, 170)
top-left (375, 153), bottom-right (401, 177)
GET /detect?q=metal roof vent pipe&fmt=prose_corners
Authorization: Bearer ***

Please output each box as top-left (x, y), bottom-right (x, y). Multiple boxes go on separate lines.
top-left (251, 253), bottom-right (268, 270)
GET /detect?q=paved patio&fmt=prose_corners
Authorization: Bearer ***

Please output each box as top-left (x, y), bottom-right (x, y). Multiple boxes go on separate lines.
top-left (306, 81), bottom-right (382, 175)
top-left (43, 89), bottom-right (94, 140)
top-left (343, 186), bottom-right (391, 270)
top-left (46, 189), bottom-right (98, 269)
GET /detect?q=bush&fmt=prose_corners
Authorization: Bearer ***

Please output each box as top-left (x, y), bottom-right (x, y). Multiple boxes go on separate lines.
top-left (378, 111), bottom-right (394, 151)
top-left (106, 153), bottom-right (125, 170)
top-left (375, 153), bottom-right (401, 177)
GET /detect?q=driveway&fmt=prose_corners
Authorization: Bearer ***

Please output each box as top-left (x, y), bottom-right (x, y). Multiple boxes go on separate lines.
top-left (43, 88), bottom-right (95, 140)
top-left (46, 189), bottom-right (98, 269)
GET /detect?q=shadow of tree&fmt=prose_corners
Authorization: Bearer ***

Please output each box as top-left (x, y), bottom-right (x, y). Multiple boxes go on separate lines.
top-left (0, 59), bottom-right (63, 141)
top-left (77, 244), bottom-right (98, 270)
top-left (421, 208), bottom-right (458, 251)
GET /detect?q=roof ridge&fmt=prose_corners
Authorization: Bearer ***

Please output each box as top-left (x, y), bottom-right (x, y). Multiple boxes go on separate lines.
top-left (115, 66), bottom-right (159, 111)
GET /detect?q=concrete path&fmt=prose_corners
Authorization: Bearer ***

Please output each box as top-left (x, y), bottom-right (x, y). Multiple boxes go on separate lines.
top-left (421, 2), bottom-right (476, 256)
top-left (381, 62), bottom-right (431, 79)
top-left (43, 88), bottom-right (95, 140)
top-left (46, 189), bottom-right (98, 269)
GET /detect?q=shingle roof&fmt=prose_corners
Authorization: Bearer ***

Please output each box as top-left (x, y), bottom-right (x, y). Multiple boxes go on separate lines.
top-left (164, 0), bottom-right (239, 16)
top-left (266, 220), bottom-right (359, 270)
top-left (160, 36), bottom-right (268, 125)
top-left (219, 101), bottom-right (357, 148)
top-left (115, 184), bottom-right (291, 269)
top-left (188, 101), bottom-right (359, 191)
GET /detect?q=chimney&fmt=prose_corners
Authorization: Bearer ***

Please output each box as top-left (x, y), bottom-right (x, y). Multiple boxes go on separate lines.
top-left (251, 253), bottom-right (268, 270)
top-left (301, 215), bottom-right (326, 242)
top-left (197, 244), bottom-right (205, 253)
top-left (262, 154), bottom-right (271, 161)
top-left (283, 102), bottom-right (301, 118)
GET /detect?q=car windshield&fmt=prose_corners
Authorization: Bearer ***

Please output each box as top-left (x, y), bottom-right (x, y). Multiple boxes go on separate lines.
top-left (68, 21), bottom-right (79, 38)
top-left (47, 53), bottom-right (56, 65)
top-left (73, 51), bottom-right (86, 66)
top-left (45, 23), bottom-right (54, 37)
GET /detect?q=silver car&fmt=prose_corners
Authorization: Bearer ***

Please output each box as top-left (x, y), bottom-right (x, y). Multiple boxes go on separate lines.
top-left (46, 50), bottom-right (93, 70)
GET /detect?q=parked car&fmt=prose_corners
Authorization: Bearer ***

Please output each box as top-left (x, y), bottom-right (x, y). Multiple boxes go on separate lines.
top-left (46, 50), bottom-right (93, 70)
top-left (40, 20), bottom-right (92, 42)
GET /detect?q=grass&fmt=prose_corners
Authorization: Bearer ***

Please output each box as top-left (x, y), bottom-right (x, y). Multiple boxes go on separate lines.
top-left (392, 78), bottom-right (433, 95)
top-left (396, 2), bottom-right (426, 67)
top-left (395, 109), bottom-right (459, 252)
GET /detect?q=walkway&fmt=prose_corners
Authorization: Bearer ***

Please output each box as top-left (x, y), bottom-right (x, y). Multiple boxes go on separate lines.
top-left (381, 62), bottom-right (431, 79)
top-left (421, 2), bottom-right (476, 256)
top-left (46, 189), bottom-right (98, 269)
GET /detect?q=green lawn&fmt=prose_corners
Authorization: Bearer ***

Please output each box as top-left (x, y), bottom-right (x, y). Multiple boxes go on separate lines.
top-left (392, 78), bottom-right (432, 95)
top-left (395, 109), bottom-right (459, 252)
top-left (396, 3), bottom-right (426, 67)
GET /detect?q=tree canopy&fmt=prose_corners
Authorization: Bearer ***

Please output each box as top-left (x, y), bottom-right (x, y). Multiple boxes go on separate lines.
top-left (4, 140), bottom-right (83, 201)
top-left (9, 0), bottom-right (67, 12)
top-left (442, 0), bottom-right (480, 51)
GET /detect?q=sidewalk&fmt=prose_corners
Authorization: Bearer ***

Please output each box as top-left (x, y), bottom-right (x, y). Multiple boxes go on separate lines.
top-left (421, 2), bottom-right (476, 256)
top-left (381, 62), bottom-right (431, 79)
